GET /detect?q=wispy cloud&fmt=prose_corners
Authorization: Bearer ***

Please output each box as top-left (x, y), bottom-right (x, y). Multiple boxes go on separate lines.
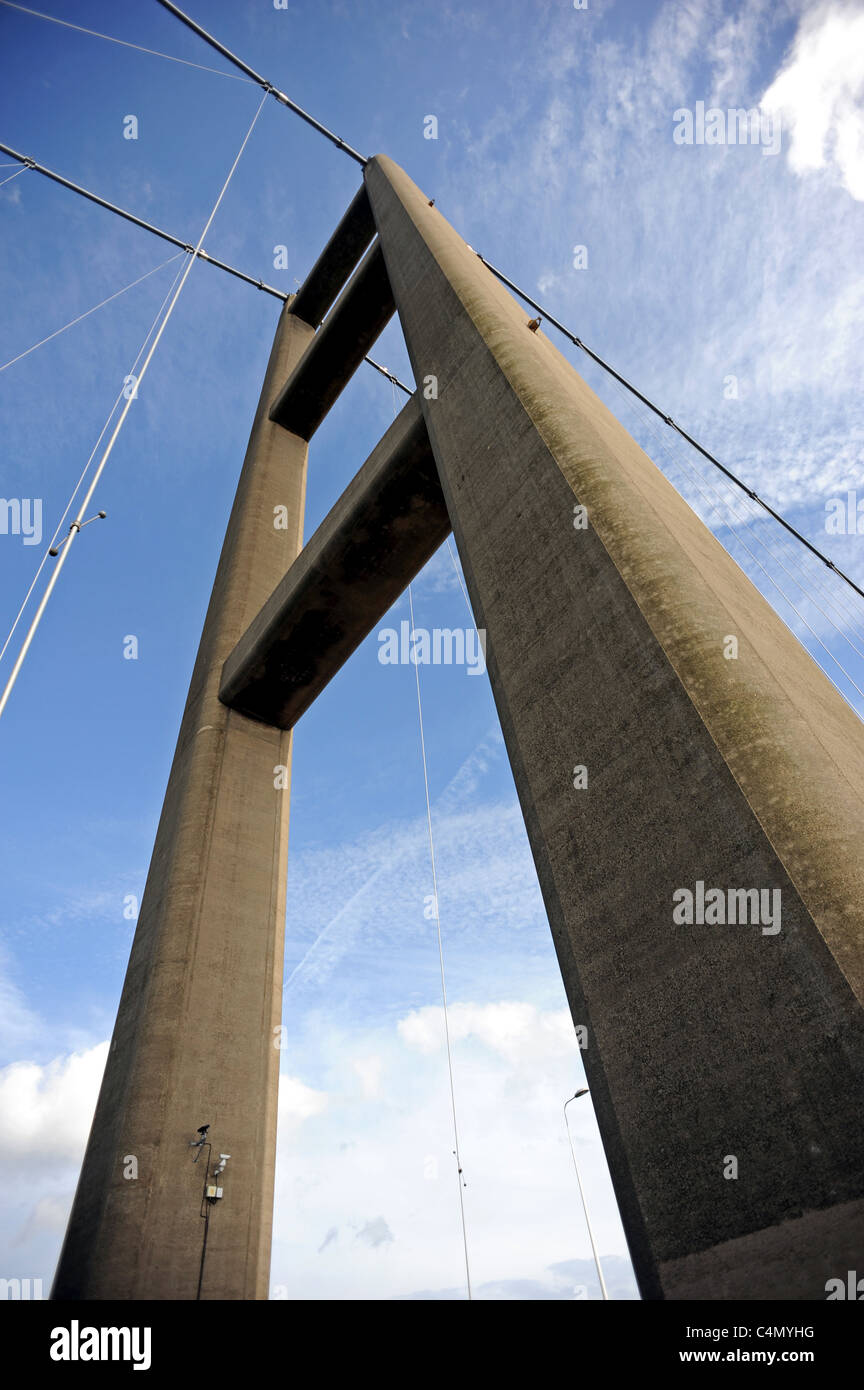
top-left (272, 994), bottom-right (628, 1300)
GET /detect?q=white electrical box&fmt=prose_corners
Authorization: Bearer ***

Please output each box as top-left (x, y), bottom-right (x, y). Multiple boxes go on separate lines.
top-left (206, 1185), bottom-right (223, 1200)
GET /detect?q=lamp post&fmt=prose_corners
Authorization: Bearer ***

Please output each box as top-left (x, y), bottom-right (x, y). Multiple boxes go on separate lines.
top-left (564, 1089), bottom-right (609, 1301)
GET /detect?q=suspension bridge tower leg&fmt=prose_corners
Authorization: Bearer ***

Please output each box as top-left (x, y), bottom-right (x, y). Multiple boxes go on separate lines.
top-left (51, 301), bottom-right (313, 1300)
top-left (364, 154), bottom-right (864, 1300)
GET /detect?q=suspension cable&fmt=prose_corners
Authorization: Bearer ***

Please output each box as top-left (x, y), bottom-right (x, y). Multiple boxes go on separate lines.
top-left (472, 252), bottom-right (864, 608)
top-left (0, 142), bottom-right (286, 299)
top-left (446, 538), bottom-right (473, 625)
top-left (149, 0), bottom-right (864, 611)
top-left (12, 0), bottom-right (857, 617)
top-left (0, 257), bottom-right (188, 670)
top-left (662, 429), bottom-right (864, 668)
top-left (381, 363), bottom-right (472, 1299)
top-left (155, 0), bottom-right (367, 165)
top-left (366, 355), bottom-right (412, 396)
top-left (0, 165), bottom-right (29, 190)
top-left (0, 142), bottom-right (410, 394)
top-left (0, 93), bottom-right (268, 722)
top-left (0, 251), bottom-right (183, 374)
top-left (0, 0), bottom-right (254, 82)
top-left (406, 581), bottom-right (473, 1301)
top-left (603, 373), bottom-right (864, 714)
top-left (605, 369), bottom-right (864, 670)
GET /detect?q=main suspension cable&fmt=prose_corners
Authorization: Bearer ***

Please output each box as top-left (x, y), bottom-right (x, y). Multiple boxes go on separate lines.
top-left (12, 0), bottom-right (856, 621)
top-left (0, 93), bottom-right (268, 722)
top-left (151, 3), bottom-right (863, 612)
top-left (603, 373), bottom-right (864, 715)
top-left (0, 141), bottom-right (286, 299)
top-left (155, 0), bottom-right (367, 165)
top-left (0, 142), bottom-right (411, 395)
top-left (472, 251), bottom-right (864, 609)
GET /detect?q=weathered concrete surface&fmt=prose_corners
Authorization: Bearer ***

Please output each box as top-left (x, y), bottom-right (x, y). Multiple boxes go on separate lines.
top-left (365, 153), bottom-right (864, 1300)
top-left (269, 241), bottom-right (394, 440)
top-left (51, 303), bottom-right (313, 1300)
top-left (291, 185), bottom-right (376, 330)
top-left (220, 394), bottom-right (448, 729)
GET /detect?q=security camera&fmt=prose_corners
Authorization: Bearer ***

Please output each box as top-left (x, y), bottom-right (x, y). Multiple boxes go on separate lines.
top-left (189, 1123), bottom-right (211, 1148)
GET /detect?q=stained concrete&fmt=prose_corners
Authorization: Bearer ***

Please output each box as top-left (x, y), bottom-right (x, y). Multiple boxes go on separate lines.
top-left (220, 394), bottom-right (449, 729)
top-left (53, 153), bottom-right (864, 1303)
top-left (51, 303), bottom-right (313, 1300)
top-left (364, 153), bottom-right (864, 1300)
top-left (269, 241), bottom-right (394, 440)
top-left (291, 185), bottom-right (376, 330)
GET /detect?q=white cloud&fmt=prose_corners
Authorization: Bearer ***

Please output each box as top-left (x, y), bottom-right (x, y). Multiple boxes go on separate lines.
top-left (398, 1001), bottom-right (578, 1067)
top-left (278, 1074), bottom-right (328, 1128)
top-left (271, 999), bottom-right (630, 1300)
top-left (0, 1041), bottom-right (107, 1166)
top-left (0, 1041), bottom-right (109, 1285)
top-left (351, 1055), bottom-right (383, 1099)
top-left (762, 2), bottom-right (864, 200)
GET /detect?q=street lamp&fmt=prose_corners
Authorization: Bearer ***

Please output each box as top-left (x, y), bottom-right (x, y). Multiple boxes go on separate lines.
top-left (564, 1089), bottom-right (609, 1301)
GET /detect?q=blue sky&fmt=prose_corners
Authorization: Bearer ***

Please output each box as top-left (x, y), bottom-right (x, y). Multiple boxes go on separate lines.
top-left (1, 0), bottom-right (863, 1299)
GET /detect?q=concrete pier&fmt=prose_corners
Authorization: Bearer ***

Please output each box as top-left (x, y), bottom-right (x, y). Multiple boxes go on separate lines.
top-left (53, 150), bottom-right (864, 1303)
top-left (270, 241), bottom-right (395, 440)
top-left (291, 186), bottom-right (377, 330)
top-left (51, 302), bottom-right (313, 1300)
top-left (364, 153), bottom-right (864, 1300)
top-left (220, 394), bottom-right (449, 729)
